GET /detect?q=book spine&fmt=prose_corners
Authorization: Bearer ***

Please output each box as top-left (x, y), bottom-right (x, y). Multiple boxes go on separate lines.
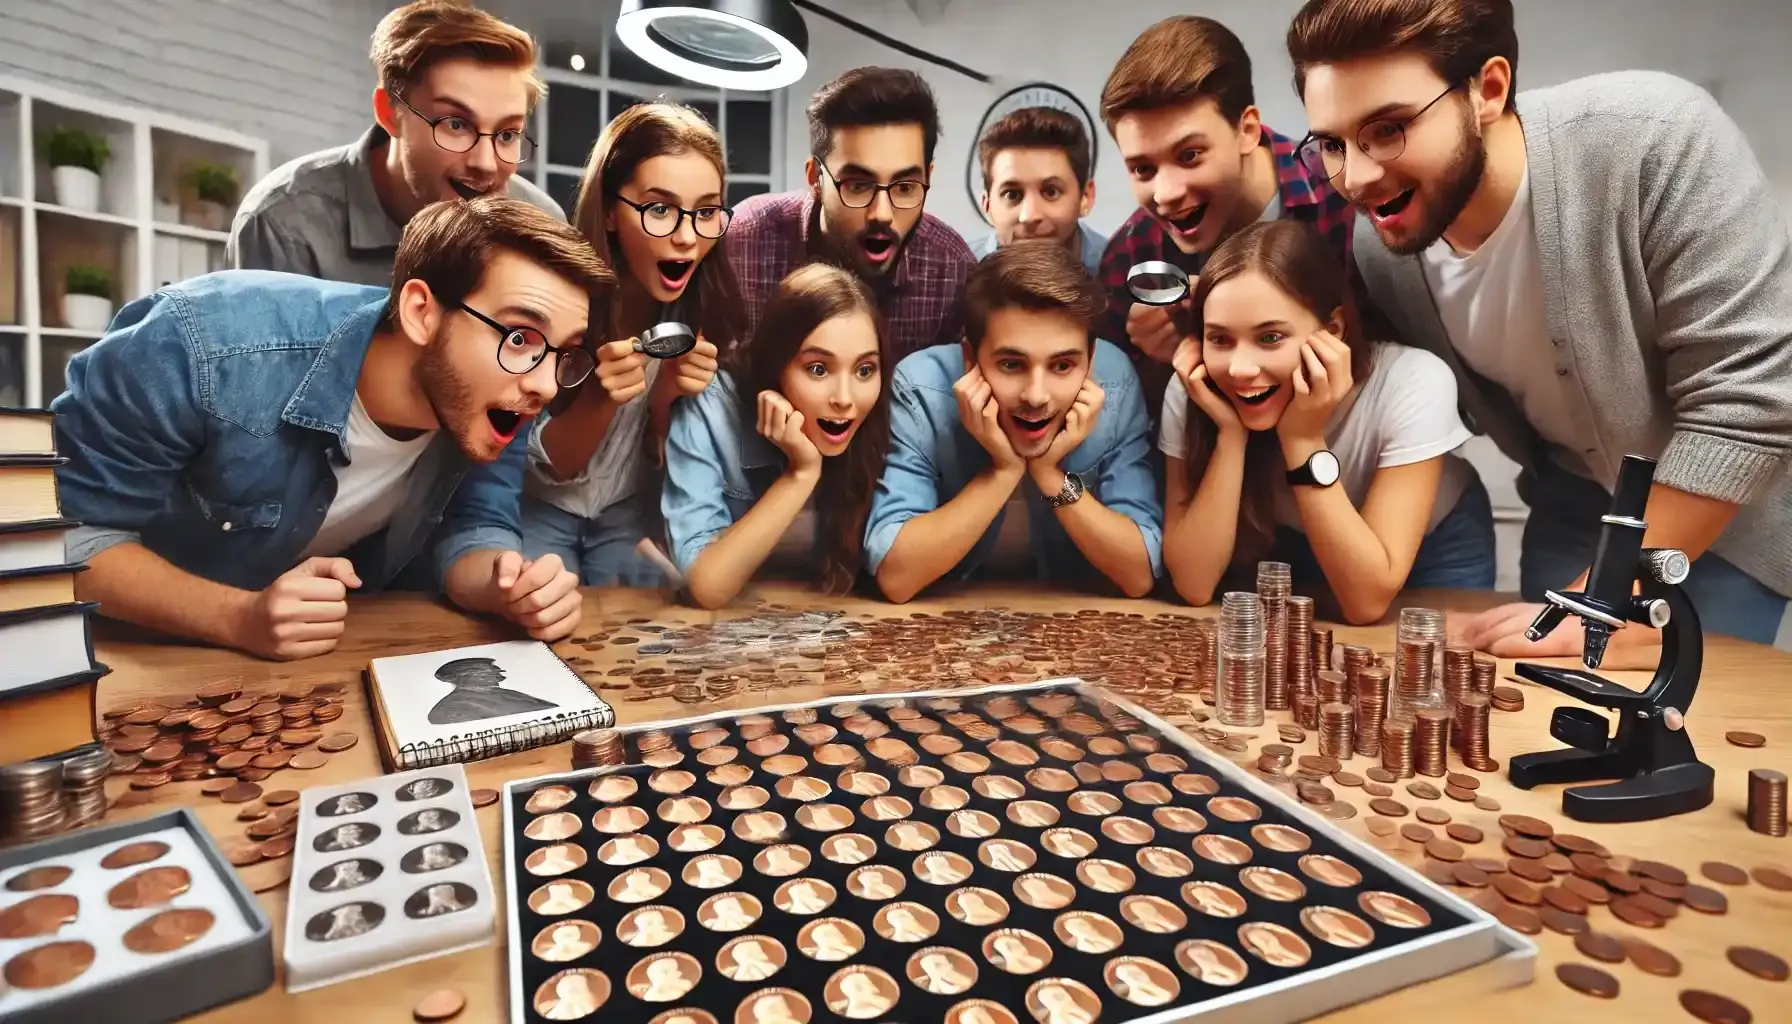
top-left (396, 705), bottom-right (616, 771)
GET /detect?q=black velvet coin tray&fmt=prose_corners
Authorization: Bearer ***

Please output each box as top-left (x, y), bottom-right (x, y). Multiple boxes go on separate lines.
top-left (502, 680), bottom-right (1528, 1024)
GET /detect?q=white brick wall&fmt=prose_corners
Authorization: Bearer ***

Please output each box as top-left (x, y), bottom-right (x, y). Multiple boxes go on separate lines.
top-left (0, 0), bottom-right (392, 167)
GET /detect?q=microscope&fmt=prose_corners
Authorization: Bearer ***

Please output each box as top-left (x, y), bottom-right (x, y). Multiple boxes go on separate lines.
top-left (1506, 454), bottom-right (1714, 823)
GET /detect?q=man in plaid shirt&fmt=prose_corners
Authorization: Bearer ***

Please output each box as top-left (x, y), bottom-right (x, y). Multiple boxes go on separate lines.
top-left (1094, 17), bottom-right (1356, 420)
top-left (726, 67), bottom-right (975, 364)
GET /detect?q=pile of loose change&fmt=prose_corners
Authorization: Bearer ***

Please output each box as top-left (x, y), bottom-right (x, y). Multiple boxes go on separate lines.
top-left (100, 681), bottom-right (354, 792)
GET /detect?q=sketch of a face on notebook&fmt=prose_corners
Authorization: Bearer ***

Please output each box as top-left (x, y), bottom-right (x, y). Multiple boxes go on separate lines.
top-left (427, 657), bottom-right (559, 725)
top-left (367, 640), bottom-right (609, 754)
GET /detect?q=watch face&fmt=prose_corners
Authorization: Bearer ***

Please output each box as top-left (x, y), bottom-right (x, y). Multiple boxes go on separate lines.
top-left (1310, 452), bottom-right (1341, 486)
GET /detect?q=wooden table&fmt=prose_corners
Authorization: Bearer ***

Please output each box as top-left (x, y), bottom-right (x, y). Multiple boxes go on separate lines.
top-left (80, 586), bottom-right (1792, 1023)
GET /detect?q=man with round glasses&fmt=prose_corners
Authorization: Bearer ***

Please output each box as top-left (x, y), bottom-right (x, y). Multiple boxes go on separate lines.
top-left (228, 0), bottom-right (563, 285)
top-left (51, 197), bottom-right (605, 660)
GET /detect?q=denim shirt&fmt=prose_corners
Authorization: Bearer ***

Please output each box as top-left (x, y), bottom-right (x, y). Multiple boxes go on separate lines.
top-left (50, 270), bottom-right (528, 592)
top-left (661, 372), bottom-right (794, 576)
top-left (864, 339), bottom-right (1164, 585)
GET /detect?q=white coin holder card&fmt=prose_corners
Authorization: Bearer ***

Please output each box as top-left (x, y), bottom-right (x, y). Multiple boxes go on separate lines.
top-left (282, 762), bottom-right (495, 993)
top-left (0, 807), bottom-right (272, 1024)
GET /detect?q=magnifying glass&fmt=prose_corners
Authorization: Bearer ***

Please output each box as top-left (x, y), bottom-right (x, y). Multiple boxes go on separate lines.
top-left (1127, 261), bottom-right (1190, 306)
top-left (633, 321), bottom-right (698, 359)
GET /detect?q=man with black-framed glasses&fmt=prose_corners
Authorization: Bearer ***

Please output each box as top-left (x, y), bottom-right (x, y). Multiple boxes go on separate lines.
top-left (228, 0), bottom-right (563, 285)
top-left (52, 198), bottom-right (609, 660)
top-left (1290, 0), bottom-right (1792, 656)
top-left (727, 66), bottom-right (976, 363)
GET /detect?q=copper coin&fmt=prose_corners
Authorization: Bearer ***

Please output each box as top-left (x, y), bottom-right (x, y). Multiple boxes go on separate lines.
top-left (860, 795), bottom-right (913, 821)
top-left (1237, 921), bottom-right (1312, 968)
top-left (1684, 883), bottom-right (1729, 914)
top-left (1702, 862), bottom-right (1749, 886)
top-left (1423, 860), bottom-right (1457, 886)
top-left (590, 776), bottom-right (640, 803)
top-left (1498, 814), bottom-right (1553, 839)
top-left (1007, 800), bottom-right (1061, 829)
top-left (1366, 816), bottom-right (1396, 837)
top-left (719, 785), bottom-right (771, 812)
top-left (1493, 875), bottom-right (1542, 906)
top-left (4, 866), bottom-right (72, 892)
top-left (1573, 855), bottom-right (1611, 879)
top-left (1509, 859), bottom-right (1554, 884)
top-left (709, 764), bottom-right (754, 788)
top-left (1634, 860), bottom-right (1688, 886)
top-left (1552, 834), bottom-right (1609, 857)
top-left (0, 894), bottom-right (78, 939)
top-left (123, 907), bottom-right (215, 954)
top-left (1447, 823), bottom-right (1484, 845)
top-left (1609, 896), bottom-right (1663, 928)
top-left (107, 866), bottom-right (192, 909)
top-left (1251, 823), bottom-right (1312, 853)
top-left (735, 989), bottom-right (812, 1024)
top-left (533, 968), bottom-right (611, 1018)
top-left (1014, 872), bottom-right (1078, 910)
top-left (1406, 781), bottom-right (1442, 800)
top-left (1640, 877), bottom-right (1685, 901)
top-left (1562, 875), bottom-right (1611, 905)
top-left (822, 964), bottom-right (901, 1019)
top-left (1452, 863), bottom-right (1491, 888)
top-left (873, 901), bottom-right (941, 944)
top-left (1369, 798), bottom-right (1409, 818)
top-left (1574, 930), bottom-right (1625, 963)
top-left (1726, 731), bottom-right (1767, 748)
top-left (101, 840), bottom-right (170, 869)
top-left (1541, 886), bottom-right (1589, 915)
top-left (1172, 773), bottom-right (1220, 796)
top-left (1415, 806), bottom-right (1452, 825)
top-left (1679, 990), bottom-right (1752, 1024)
top-left (776, 776), bottom-right (831, 803)
top-left (1629, 891), bottom-right (1679, 919)
top-left (1556, 962), bottom-right (1619, 998)
top-left (1401, 824), bottom-right (1435, 844)
top-left (200, 778), bottom-right (235, 795)
top-left (1207, 796), bottom-right (1261, 822)
top-left (220, 782), bottom-right (263, 803)
top-left (761, 754), bottom-right (808, 776)
top-left (1727, 946), bottom-right (1789, 982)
top-left (1504, 836), bottom-right (1551, 859)
top-left (594, 806), bottom-right (650, 833)
top-left (1239, 867), bottom-right (1307, 903)
top-left (526, 843), bottom-right (588, 877)
top-left (1540, 906), bottom-right (1589, 935)
top-left (1488, 902), bottom-right (1541, 935)
top-left (1193, 834), bottom-right (1253, 866)
top-left (850, 862), bottom-right (913, 897)
top-left (1426, 839), bottom-right (1465, 863)
top-left (1754, 866), bottom-right (1792, 891)
top-left (1299, 854), bottom-right (1362, 888)
top-left (413, 988), bottom-right (468, 1022)
top-left (1622, 937), bottom-right (1682, 977)
top-left (617, 905), bottom-right (686, 947)
top-left (3, 940), bottom-right (95, 988)
top-left (1540, 853), bottom-right (1574, 874)
top-left (1444, 784), bottom-right (1478, 802)
top-left (671, 824), bottom-right (726, 852)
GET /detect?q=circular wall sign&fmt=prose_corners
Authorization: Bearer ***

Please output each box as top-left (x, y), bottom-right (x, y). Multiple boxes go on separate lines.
top-left (966, 82), bottom-right (1099, 225)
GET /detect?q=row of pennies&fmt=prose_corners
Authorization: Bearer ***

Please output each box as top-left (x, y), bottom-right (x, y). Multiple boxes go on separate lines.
top-left (48, 0), bottom-right (1792, 664)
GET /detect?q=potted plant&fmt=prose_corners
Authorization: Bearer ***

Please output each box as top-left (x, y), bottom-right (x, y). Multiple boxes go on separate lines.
top-left (43, 126), bottom-right (110, 213)
top-left (184, 162), bottom-right (239, 232)
top-left (63, 265), bottom-right (115, 333)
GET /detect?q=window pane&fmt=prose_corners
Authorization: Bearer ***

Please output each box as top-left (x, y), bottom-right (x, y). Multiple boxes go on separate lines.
top-left (727, 181), bottom-right (771, 208)
top-left (607, 91), bottom-right (646, 126)
top-left (608, 33), bottom-right (684, 86)
top-left (725, 100), bottom-right (772, 175)
top-left (548, 84), bottom-right (604, 167)
top-left (547, 173), bottom-right (583, 218)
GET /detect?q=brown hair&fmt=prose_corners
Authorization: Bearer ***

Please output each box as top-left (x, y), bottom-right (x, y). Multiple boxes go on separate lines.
top-left (808, 67), bottom-right (941, 167)
top-left (977, 107), bottom-right (1093, 189)
top-left (728, 264), bottom-right (892, 596)
top-left (1100, 17), bottom-right (1255, 132)
top-left (962, 241), bottom-right (1104, 351)
top-left (370, 0), bottom-right (544, 104)
top-left (386, 195), bottom-right (615, 328)
top-left (1288, 0), bottom-right (1519, 113)
top-left (1181, 220), bottom-right (1371, 564)
top-left (573, 102), bottom-right (747, 352)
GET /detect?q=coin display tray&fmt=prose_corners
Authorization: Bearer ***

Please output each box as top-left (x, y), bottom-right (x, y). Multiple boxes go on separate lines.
top-left (283, 762), bottom-right (496, 993)
top-left (503, 679), bottom-right (1535, 1024)
top-left (0, 807), bottom-right (272, 1024)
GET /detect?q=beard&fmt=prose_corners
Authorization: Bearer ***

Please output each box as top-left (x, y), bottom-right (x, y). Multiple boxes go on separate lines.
top-left (415, 331), bottom-right (485, 460)
top-left (1380, 106), bottom-right (1487, 256)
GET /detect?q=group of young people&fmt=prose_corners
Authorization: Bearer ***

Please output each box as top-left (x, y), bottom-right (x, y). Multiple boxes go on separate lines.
top-left (49, 0), bottom-right (1792, 665)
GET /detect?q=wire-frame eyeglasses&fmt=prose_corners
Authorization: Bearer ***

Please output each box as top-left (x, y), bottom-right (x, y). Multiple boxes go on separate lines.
top-left (458, 304), bottom-right (595, 387)
top-left (392, 90), bottom-right (536, 165)
top-left (1297, 84), bottom-right (1461, 181)
top-left (818, 164), bottom-right (929, 210)
top-left (614, 194), bottom-right (734, 239)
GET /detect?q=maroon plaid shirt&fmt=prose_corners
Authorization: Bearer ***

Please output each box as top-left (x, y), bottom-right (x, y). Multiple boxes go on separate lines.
top-left (725, 190), bottom-right (977, 364)
top-left (1093, 127), bottom-right (1358, 416)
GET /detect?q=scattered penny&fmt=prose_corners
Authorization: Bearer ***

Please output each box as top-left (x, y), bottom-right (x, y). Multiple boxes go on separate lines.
top-left (1365, 816), bottom-right (1396, 837)
top-left (1726, 731), bottom-right (1767, 748)
top-left (1365, 767), bottom-right (1397, 784)
top-left (1504, 836), bottom-right (1552, 860)
top-left (1553, 834), bottom-right (1608, 857)
top-left (1474, 794), bottom-right (1502, 811)
top-left (1570, 853), bottom-right (1610, 878)
top-left (262, 790), bottom-right (299, 807)
top-left (259, 836), bottom-right (295, 860)
top-left (198, 778), bottom-right (233, 795)
top-left (1634, 860), bottom-right (1688, 886)
top-left (1488, 902), bottom-right (1541, 935)
top-left (1362, 782), bottom-right (1394, 797)
top-left (1629, 892), bottom-right (1679, 920)
top-left (1468, 857), bottom-right (1507, 875)
top-left (1424, 860), bottom-right (1457, 886)
top-left (1726, 946), bottom-right (1789, 983)
top-left (1609, 896), bottom-right (1663, 928)
top-left (414, 987), bottom-right (467, 1022)
top-left (219, 783), bottom-right (263, 804)
top-left (471, 789), bottom-right (499, 808)
top-left (1540, 853), bottom-right (1574, 875)
top-left (1574, 930), bottom-right (1625, 964)
top-left (1445, 772), bottom-right (1479, 791)
top-left (1492, 876), bottom-right (1541, 906)
top-left (1683, 884), bottom-right (1729, 914)
top-left (1425, 839), bottom-right (1464, 863)
top-left (1601, 870), bottom-right (1642, 896)
top-left (1641, 878), bottom-right (1686, 901)
top-left (1622, 937), bottom-right (1682, 978)
top-left (1562, 876), bottom-right (1611, 905)
top-left (1556, 962), bottom-right (1619, 998)
top-left (1406, 781), bottom-right (1442, 801)
top-left (1332, 771), bottom-right (1364, 788)
top-left (1444, 784), bottom-right (1478, 802)
top-left (317, 733), bottom-right (359, 753)
top-left (1451, 863), bottom-right (1490, 888)
top-left (1400, 824), bottom-right (1434, 844)
top-left (1679, 990), bottom-right (1752, 1024)
top-left (287, 751), bottom-right (330, 771)
top-left (1749, 866), bottom-right (1791, 891)
top-left (1702, 862), bottom-right (1749, 886)
top-left (1446, 823), bottom-right (1484, 845)
top-left (1415, 806), bottom-right (1452, 825)
top-left (1369, 799), bottom-right (1409, 818)
top-left (1507, 859), bottom-right (1554, 884)
top-left (222, 840), bottom-right (263, 867)
top-left (1498, 814), bottom-right (1553, 839)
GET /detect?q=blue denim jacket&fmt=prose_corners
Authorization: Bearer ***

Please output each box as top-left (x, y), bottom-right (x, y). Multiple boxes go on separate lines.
top-left (661, 372), bottom-right (794, 576)
top-left (864, 340), bottom-right (1164, 585)
top-left (50, 270), bottom-right (527, 592)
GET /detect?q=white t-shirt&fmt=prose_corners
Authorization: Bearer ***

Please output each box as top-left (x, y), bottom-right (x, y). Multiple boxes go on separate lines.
top-left (1419, 165), bottom-right (1587, 475)
top-left (1158, 342), bottom-right (1473, 532)
top-left (300, 395), bottom-right (437, 560)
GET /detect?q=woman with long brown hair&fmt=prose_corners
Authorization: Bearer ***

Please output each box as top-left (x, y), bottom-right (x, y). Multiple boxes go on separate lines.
top-left (523, 102), bottom-right (745, 584)
top-left (1160, 219), bottom-right (1494, 623)
top-left (662, 263), bottom-right (892, 608)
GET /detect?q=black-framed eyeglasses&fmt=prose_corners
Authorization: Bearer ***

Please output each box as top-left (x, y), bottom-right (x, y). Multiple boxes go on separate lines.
top-left (1297, 84), bottom-right (1461, 181)
top-left (458, 304), bottom-right (595, 387)
top-left (392, 90), bottom-right (536, 165)
top-left (818, 164), bottom-right (929, 210)
top-left (614, 194), bottom-right (734, 239)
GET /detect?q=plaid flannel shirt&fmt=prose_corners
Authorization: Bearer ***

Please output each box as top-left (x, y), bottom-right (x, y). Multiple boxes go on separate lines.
top-left (725, 190), bottom-right (977, 364)
top-left (1093, 127), bottom-right (1358, 418)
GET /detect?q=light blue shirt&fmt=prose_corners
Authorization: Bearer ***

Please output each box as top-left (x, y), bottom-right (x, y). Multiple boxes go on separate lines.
top-left (864, 340), bottom-right (1163, 588)
top-left (661, 373), bottom-right (795, 576)
top-left (970, 221), bottom-right (1108, 278)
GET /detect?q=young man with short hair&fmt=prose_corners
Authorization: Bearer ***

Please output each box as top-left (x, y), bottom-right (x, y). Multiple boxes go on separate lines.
top-left (972, 106), bottom-right (1107, 276)
top-left (229, 0), bottom-right (563, 283)
top-left (1289, 0), bottom-right (1792, 653)
top-left (866, 242), bottom-right (1162, 604)
top-left (727, 66), bottom-right (975, 363)
top-left (53, 198), bottom-right (606, 661)
top-left (1094, 16), bottom-right (1355, 407)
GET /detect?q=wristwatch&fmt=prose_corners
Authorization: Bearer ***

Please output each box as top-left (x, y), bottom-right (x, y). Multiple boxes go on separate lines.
top-left (1046, 472), bottom-right (1086, 508)
top-left (1287, 450), bottom-right (1341, 488)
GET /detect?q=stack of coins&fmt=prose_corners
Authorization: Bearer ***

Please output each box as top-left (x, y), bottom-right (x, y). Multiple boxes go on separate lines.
top-left (1312, 626), bottom-right (1335, 676)
top-left (1455, 693), bottom-right (1495, 771)
top-left (1393, 607), bottom-right (1445, 719)
top-left (1441, 644), bottom-right (1475, 751)
top-left (1191, 619), bottom-right (1219, 701)
top-left (1257, 563), bottom-right (1292, 711)
top-left (635, 730), bottom-right (674, 759)
top-left (1381, 717), bottom-right (1416, 778)
top-left (1341, 644), bottom-right (1374, 692)
top-left (1286, 596), bottom-right (1315, 705)
top-left (1354, 666), bottom-right (1391, 758)
top-left (0, 761), bottom-right (65, 846)
top-left (707, 676), bottom-right (740, 700)
top-left (572, 729), bottom-right (625, 769)
top-left (60, 747), bottom-right (114, 829)
top-left (1748, 769), bottom-right (1787, 837)
top-left (1215, 591), bottom-right (1266, 727)
top-left (1315, 668), bottom-right (1348, 706)
top-left (1491, 686), bottom-right (1526, 712)
top-left (1318, 702), bottom-right (1355, 761)
top-left (1470, 654), bottom-right (1497, 695)
top-left (1292, 690), bottom-right (1319, 731)
top-left (1414, 709), bottom-right (1451, 777)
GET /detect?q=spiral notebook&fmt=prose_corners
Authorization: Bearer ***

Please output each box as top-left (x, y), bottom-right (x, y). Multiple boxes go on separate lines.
top-left (364, 640), bottom-right (614, 771)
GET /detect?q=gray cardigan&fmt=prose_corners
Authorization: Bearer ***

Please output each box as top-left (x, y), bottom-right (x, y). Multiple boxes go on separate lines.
top-left (1353, 70), bottom-right (1792, 598)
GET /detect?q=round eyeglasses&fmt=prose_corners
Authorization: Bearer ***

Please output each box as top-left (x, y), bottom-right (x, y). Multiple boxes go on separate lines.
top-left (614, 195), bottom-right (733, 239)
top-left (1297, 84), bottom-right (1460, 181)
top-left (459, 304), bottom-right (595, 387)
top-left (820, 165), bottom-right (928, 210)
top-left (394, 91), bottom-right (536, 165)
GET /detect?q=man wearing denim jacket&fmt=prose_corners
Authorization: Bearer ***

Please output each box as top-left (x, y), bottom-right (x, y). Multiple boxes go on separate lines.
top-left (867, 242), bottom-right (1163, 603)
top-left (51, 198), bottom-right (608, 661)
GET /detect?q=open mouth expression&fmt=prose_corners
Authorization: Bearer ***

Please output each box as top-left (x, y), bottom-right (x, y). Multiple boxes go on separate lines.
top-left (1003, 409), bottom-right (1060, 456)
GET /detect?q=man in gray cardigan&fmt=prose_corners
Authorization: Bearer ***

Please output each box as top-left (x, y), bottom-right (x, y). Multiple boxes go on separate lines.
top-left (1287, 0), bottom-right (1792, 656)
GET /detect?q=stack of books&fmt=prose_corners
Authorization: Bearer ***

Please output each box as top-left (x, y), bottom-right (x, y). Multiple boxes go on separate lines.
top-left (0, 407), bottom-right (109, 763)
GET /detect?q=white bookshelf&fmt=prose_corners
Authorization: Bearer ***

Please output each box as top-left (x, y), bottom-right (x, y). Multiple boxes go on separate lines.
top-left (0, 76), bottom-right (269, 408)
